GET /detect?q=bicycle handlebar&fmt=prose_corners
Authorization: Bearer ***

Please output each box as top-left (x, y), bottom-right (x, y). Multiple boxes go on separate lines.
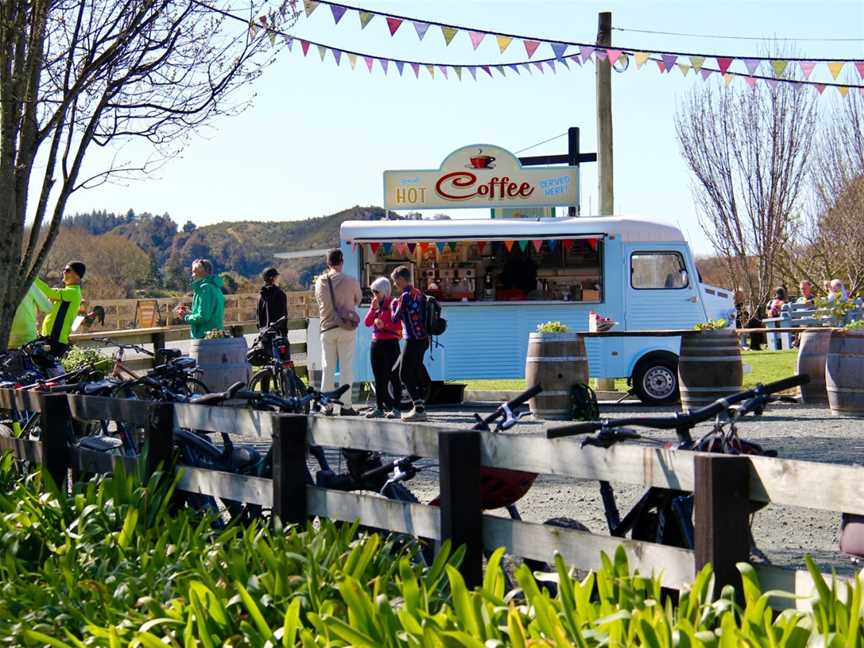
top-left (472, 383), bottom-right (542, 430)
top-left (93, 338), bottom-right (155, 357)
top-left (546, 374), bottom-right (808, 440)
top-left (360, 455), bottom-right (421, 483)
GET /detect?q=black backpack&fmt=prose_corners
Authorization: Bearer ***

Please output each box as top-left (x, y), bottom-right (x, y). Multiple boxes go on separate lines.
top-left (424, 295), bottom-right (447, 336)
top-left (569, 383), bottom-right (599, 421)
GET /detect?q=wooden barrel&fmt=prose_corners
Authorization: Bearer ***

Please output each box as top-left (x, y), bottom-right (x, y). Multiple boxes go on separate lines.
top-left (190, 336), bottom-right (251, 393)
top-left (525, 332), bottom-right (589, 420)
top-left (826, 330), bottom-right (864, 416)
top-left (796, 329), bottom-right (831, 405)
top-left (678, 329), bottom-right (743, 410)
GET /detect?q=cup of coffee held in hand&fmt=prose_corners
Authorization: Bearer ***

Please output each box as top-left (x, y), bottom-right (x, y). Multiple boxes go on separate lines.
top-left (469, 154), bottom-right (495, 169)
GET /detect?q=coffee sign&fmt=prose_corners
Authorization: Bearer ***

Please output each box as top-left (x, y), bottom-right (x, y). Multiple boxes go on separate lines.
top-left (383, 144), bottom-right (579, 210)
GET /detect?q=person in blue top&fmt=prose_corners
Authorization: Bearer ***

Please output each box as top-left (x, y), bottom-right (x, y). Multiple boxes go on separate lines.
top-left (174, 259), bottom-right (225, 339)
top-left (391, 265), bottom-right (428, 421)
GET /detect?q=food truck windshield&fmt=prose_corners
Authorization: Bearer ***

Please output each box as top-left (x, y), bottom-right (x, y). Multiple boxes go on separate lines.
top-left (358, 238), bottom-right (603, 304)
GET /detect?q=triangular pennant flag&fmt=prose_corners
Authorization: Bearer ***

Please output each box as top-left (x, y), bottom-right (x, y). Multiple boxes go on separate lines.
top-left (655, 60), bottom-right (666, 73)
top-left (524, 39), bottom-right (541, 58)
top-left (745, 75), bottom-right (757, 88)
top-left (496, 35), bottom-right (513, 53)
top-left (468, 66), bottom-right (477, 80)
top-left (439, 65), bottom-right (449, 79)
top-left (507, 63), bottom-right (521, 75)
top-left (329, 4), bottom-right (347, 24)
top-left (700, 68), bottom-right (712, 80)
top-left (410, 62), bottom-right (420, 78)
top-left (532, 61), bottom-right (545, 73)
top-left (504, 240), bottom-right (514, 252)
top-left (469, 31), bottom-right (486, 49)
top-left (545, 60), bottom-right (556, 73)
top-left (558, 56), bottom-right (570, 69)
top-left (382, 242), bottom-right (392, 254)
top-left (425, 64), bottom-right (435, 79)
top-left (379, 58), bottom-right (389, 74)
top-left (395, 60), bottom-right (404, 76)
top-left (743, 58), bottom-right (760, 75)
top-left (284, 36), bottom-right (294, 51)
top-left (413, 21), bottom-right (430, 40)
top-left (358, 11), bottom-right (374, 28)
top-left (678, 63), bottom-right (690, 76)
top-left (441, 26), bottom-right (458, 46)
top-left (369, 242), bottom-right (380, 254)
top-left (723, 73), bottom-right (734, 86)
top-left (607, 48), bottom-right (622, 65)
top-left (394, 242), bottom-right (406, 254)
top-left (562, 239), bottom-right (574, 252)
top-left (635, 52), bottom-right (650, 69)
top-left (771, 60), bottom-right (787, 76)
top-left (827, 62), bottom-right (844, 79)
top-left (815, 83), bottom-right (826, 95)
top-left (799, 61), bottom-right (816, 79)
top-left (518, 240), bottom-right (529, 252)
top-left (532, 239), bottom-right (543, 253)
top-left (436, 241), bottom-right (446, 252)
top-left (580, 45), bottom-right (595, 63)
top-left (317, 45), bottom-right (326, 61)
top-left (407, 243), bottom-right (417, 254)
top-left (661, 53), bottom-right (677, 72)
top-left (454, 66), bottom-right (462, 80)
top-left (419, 242), bottom-right (430, 252)
top-left (386, 16), bottom-right (402, 36)
top-left (481, 65), bottom-right (492, 78)
top-left (348, 53), bottom-right (357, 69)
top-left (568, 54), bottom-right (583, 66)
top-left (303, 0), bottom-right (319, 17)
top-left (587, 239), bottom-right (598, 252)
top-left (364, 56), bottom-right (374, 72)
top-left (494, 65), bottom-right (506, 77)
top-left (690, 55), bottom-right (705, 72)
top-left (856, 61), bottom-right (864, 78)
top-left (476, 241), bottom-right (486, 253)
top-left (551, 42), bottom-right (569, 60)
top-left (766, 78), bottom-right (779, 90)
top-left (595, 49), bottom-right (608, 61)
top-left (837, 85), bottom-right (849, 97)
top-left (716, 57), bottom-right (734, 74)
top-left (332, 49), bottom-right (342, 66)
top-left (447, 241), bottom-right (458, 252)
top-left (547, 239), bottom-right (558, 251)
top-left (300, 39), bottom-right (310, 56)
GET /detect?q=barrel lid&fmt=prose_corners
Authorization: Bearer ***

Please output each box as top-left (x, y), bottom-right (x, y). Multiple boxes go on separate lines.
top-left (528, 332), bottom-right (582, 341)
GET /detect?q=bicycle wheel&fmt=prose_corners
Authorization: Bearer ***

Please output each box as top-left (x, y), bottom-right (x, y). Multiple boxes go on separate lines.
top-left (249, 368), bottom-right (275, 394)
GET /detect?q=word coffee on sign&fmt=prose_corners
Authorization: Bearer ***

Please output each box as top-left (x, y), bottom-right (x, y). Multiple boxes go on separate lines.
top-left (384, 144), bottom-right (579, 210)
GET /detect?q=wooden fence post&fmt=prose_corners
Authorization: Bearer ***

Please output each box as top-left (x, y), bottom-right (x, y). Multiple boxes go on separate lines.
top-left (146, 403), bottom-right (175, 481)
top-left (151, 331), bottom-right (166, 355)
top-left (272, 414), bottom-right (308, 528)
top-left (693, 454), bottom-right (752, 600)
top-left (439, 429), bottom-right (483, 588)
top-left (41, 394), bottom-right (70, 491)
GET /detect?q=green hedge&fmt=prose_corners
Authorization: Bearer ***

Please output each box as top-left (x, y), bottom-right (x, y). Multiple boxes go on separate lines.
top-left (0, 454), bottom-right (861, 646)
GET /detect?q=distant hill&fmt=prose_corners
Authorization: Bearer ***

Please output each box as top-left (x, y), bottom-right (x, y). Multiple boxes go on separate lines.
top-left (64, 205), bottom-right (395, 290)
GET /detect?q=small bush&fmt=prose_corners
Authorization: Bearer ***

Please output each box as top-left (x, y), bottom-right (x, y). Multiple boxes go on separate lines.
top-left (694, 318), bottom-right (728, 331)
top-left (61, 345), bottom-right (112, 375)
top-left (537, 320), bottom-right (571, 333)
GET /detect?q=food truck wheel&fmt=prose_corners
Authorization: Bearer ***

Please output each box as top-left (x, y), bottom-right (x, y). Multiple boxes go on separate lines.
top-left (632, 353), bottom-right (680, 405)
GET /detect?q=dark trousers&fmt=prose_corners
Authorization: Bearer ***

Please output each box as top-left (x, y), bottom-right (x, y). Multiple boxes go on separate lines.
top-left (371, 339), bottom-right (402, 411)
top-left (401, 338), bottom-right (429, 405)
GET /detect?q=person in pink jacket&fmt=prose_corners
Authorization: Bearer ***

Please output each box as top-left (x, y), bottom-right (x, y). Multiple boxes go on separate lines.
top-left (364, 276), bottom-right (403, 418)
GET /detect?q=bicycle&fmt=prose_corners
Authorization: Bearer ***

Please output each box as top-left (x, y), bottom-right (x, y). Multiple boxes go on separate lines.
top-left (247, 316), bottom-right (308, 401)
top-left (544, 374), bottom-right (808, 556)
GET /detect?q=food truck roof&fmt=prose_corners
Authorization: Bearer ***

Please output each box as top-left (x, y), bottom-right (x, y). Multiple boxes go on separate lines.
top-left (341, 216), bottom-right (686, 244)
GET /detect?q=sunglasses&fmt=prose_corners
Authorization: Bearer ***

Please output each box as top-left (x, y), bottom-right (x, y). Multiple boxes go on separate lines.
top-left (63, 267), bottom-right (72, 273)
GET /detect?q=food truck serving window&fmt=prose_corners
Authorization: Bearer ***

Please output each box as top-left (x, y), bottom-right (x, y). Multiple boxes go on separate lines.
top-left (358, 238), bottom-right (603, 304)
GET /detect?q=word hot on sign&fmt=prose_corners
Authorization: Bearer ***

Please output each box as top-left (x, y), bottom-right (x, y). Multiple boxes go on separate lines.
top-left (384, 144), bottom-right (579, 210)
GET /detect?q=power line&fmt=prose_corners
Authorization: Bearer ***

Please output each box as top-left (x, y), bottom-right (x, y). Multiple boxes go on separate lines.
top-left (515, 132), bottom-right (568, 154)
top-left (613, 27), bottom-right (864, 43)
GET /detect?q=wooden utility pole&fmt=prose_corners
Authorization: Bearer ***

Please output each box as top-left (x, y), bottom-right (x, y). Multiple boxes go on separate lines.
top-left (596, 11), bottom-right (614, 216)
top-left (595, 11), bottom-right (616, 393)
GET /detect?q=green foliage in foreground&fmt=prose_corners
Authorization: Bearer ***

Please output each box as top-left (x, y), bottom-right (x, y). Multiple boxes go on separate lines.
top-left (0, 455), bottom-right (861, 646)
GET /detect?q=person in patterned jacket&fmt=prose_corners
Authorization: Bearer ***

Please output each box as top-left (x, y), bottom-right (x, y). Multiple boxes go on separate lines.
top-left (391, 265), bottom-right (428, 421)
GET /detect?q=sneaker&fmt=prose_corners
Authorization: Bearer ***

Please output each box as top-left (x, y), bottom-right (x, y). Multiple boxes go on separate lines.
top-left (365, 408), bottom-right (385, 419)
top-left (401, 407), bottom-right (427, 422)
top-left (385, 409), bottom-right (399, 419)
top-left (340, 407), bottom-right (358, 417)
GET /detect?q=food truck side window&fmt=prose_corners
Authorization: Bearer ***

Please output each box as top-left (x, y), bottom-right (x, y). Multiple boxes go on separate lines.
top-left (630, 251), bottom-right (689, 290)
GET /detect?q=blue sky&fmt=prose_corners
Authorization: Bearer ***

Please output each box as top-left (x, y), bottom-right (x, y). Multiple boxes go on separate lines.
top-left (67, 0), bottom-right (864, 254)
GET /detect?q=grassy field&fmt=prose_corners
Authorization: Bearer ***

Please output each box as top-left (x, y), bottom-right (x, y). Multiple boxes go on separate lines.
top-left (460, 349), bottom-right (797, 393)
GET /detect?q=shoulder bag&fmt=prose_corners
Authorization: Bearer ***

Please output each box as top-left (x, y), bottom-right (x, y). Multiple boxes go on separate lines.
top-left (328, 275), bottom-right (360, 331)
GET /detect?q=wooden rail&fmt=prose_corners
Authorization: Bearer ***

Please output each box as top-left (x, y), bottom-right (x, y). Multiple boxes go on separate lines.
top-left (0, 389), bottom-right (859, 608)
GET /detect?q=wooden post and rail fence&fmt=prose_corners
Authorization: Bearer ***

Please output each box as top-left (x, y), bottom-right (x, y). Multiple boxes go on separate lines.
top-left (0, 386), bottom-right (860, 608)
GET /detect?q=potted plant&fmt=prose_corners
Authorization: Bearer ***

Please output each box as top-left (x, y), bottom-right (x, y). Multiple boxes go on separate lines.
top-left (525, 321), bottom-right (588, 420)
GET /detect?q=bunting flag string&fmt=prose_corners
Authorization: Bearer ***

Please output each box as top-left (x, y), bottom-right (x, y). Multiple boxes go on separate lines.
top-left (192, 1), bottom-right (864, 97)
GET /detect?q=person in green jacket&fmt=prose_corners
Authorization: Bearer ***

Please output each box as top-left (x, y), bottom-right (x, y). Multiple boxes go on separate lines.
top-left (35, 261), bottom-right (85, 357)
top-left (174, 259), bottom-right (225, 339)
top-left (8, 282), bottom-right (53, 350)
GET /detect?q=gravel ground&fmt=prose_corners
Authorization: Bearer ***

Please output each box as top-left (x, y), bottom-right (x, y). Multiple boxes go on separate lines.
top-left (241, 400), bottom-right (864, 577)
